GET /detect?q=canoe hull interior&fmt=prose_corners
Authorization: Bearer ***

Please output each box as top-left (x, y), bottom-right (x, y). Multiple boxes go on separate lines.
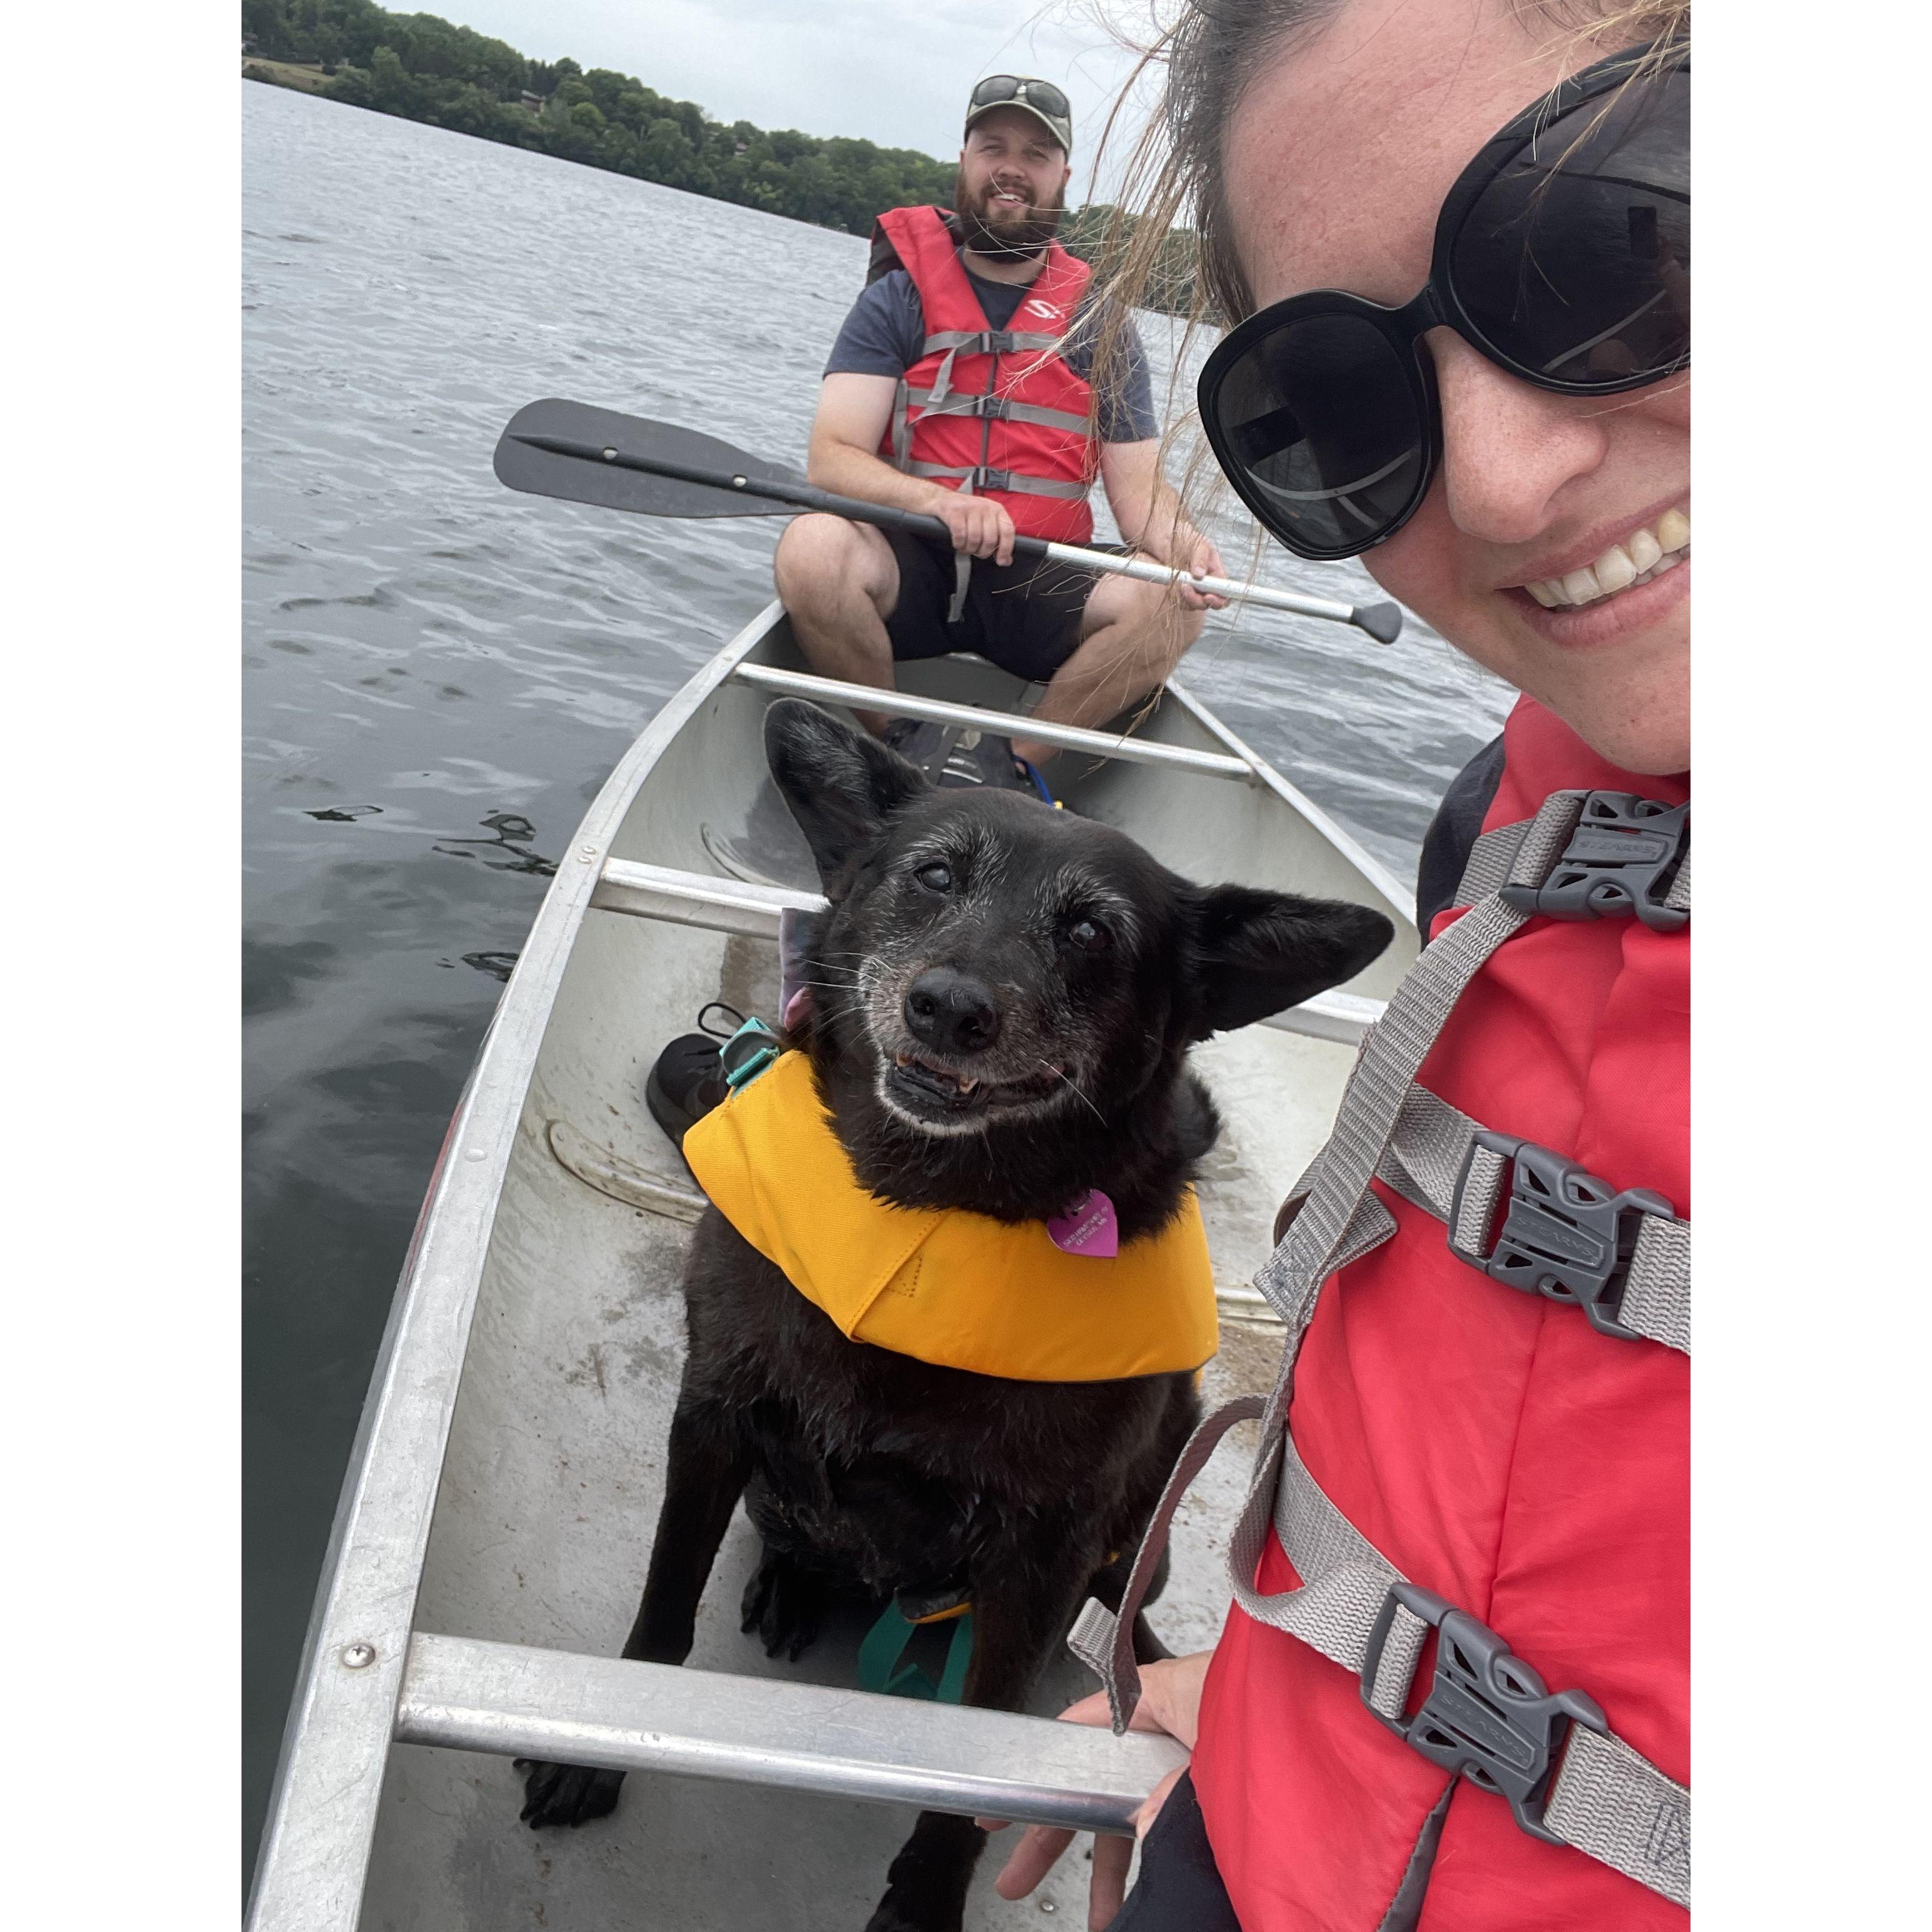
top-left (260, 604), bottom-right (1419, 1931)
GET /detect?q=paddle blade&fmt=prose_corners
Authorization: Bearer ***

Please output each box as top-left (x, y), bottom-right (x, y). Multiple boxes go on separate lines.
top-left (493, 399), bottom-right (804, 519)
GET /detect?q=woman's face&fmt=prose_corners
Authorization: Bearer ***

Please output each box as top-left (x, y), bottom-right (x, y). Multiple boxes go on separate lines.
top-left (1223, 0), bottom-right (1689, 774)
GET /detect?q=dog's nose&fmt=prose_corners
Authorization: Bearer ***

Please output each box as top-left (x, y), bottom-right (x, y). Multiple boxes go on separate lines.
top-left (903, 968), bottom-right (1002, 1055)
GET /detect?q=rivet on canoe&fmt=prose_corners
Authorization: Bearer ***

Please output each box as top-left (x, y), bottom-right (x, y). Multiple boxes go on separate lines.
top-left (340, 1642), bottom-right (377, 1669)
top-left (601, 448), bottom-right (617, 461)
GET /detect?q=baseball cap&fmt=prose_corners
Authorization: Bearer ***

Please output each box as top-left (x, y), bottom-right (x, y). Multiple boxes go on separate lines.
top-left (965, 75), bottom-right (1073, 155)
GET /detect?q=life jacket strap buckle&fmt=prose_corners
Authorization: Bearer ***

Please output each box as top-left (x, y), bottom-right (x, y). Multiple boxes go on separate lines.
top-left (1500, 790), bottom-right (1689, 932)
top-left (1362, 1582), bottom-right (1609, 1846)
top-left (1448, 1131), bottom-right (1677, 1341)
top-left (719, 1016), bottom-right (785, 1092)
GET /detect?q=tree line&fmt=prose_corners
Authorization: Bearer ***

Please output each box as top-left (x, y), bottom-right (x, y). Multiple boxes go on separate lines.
top-left (242, 1), bottom-right (1194, 310)
top-left (244, 0), bottom-right (957, 238)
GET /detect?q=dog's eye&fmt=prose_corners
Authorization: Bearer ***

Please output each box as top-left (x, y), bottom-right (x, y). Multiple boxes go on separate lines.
top-left (914, 861), bottom-right (954, 893)
top-left (1065, 917), bottom-right (1110, 953)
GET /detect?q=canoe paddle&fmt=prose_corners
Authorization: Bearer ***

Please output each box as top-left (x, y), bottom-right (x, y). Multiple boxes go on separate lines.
top-left (492, 399), bottom-right (1405, 646)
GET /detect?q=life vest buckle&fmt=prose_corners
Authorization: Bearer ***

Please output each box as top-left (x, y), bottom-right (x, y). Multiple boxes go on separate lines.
top-left (1450, 1131), bottom-right (1677, 1341)
top-left (1362, 1582), bottom-right (1609, 1845)
top-left (719, 1015), bottom-right (785, 1092)
top-left (1500, 790), bottom-right (1689, 932)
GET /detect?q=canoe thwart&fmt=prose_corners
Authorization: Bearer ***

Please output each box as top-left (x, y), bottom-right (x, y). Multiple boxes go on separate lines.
top-left (592, 857), bottom-right (817, 937)
top-left (591, 861), bottom-right (1384, 1046)
top-left (395, 1632), bottom-right (1189, 1834)
top-left (729, 663), bottom-right (1258, 783)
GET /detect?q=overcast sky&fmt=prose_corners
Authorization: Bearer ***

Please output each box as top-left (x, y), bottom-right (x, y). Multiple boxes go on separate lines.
top-left (437, 0), bottom-right (1162, 200)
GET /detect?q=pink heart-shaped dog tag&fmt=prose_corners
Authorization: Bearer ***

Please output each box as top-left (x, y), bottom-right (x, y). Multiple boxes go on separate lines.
top-left (1047, 1189), bottom-right (1119, 1258)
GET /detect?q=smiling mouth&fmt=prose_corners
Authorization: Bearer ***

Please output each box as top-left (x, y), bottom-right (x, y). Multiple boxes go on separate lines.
top-left (1515, 507), bottom-right (1689, 612)
top-left (886, 1050), bottom-right (1062, 1116)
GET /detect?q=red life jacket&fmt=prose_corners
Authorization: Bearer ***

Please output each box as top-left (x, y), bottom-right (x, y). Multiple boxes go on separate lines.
top-left (1187, 696), bottom-right (1689, 1928)
top-left (870, 204), bottom-right (1099, 544)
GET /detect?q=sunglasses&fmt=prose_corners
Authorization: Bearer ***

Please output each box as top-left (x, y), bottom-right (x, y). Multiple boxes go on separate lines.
top-left (1197, 41), bottom-right (1689, 562)
top-left (969, 74), bottom-right (1071, 123)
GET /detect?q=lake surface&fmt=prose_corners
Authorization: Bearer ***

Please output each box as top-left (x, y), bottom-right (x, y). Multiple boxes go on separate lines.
top-left (242, 78), bottom-right (1510, 1882)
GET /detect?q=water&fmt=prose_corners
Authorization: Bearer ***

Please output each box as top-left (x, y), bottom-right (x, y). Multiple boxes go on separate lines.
top-left (242, 79), bottom-right (1510, 1880)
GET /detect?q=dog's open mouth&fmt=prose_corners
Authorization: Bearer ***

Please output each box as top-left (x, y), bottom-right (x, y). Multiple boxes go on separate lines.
top-left (885, 1050), bottom-right (1064, 1120)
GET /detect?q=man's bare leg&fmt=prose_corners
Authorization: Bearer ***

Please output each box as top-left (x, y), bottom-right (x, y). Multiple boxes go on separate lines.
top-left (772, 514), bottom-right (902, 737)
top-left (1010, 571), bottom-right (1206, 768)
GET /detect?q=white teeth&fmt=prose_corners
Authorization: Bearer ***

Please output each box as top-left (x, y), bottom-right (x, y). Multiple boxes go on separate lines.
top-left (1593, 544), bottom-right (1637, 595)
top-left (1520, 507), bottom-right (1688, 611)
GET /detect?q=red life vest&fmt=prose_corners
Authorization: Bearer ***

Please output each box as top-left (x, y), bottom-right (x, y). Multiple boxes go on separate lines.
top-left (870, 204), bottom-right (1099, 544)
top-left (1192, 696), bottom-right (1690, 1929)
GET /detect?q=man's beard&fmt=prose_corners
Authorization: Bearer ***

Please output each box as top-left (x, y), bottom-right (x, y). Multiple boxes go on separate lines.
top-left (953, 178), bottom-right (1064, 261)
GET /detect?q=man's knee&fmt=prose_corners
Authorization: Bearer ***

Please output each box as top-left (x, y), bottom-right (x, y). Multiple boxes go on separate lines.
top-left (774, 514), bottom-right (892, 611)
top-left (1085, 577), bottom-right (1203, 673)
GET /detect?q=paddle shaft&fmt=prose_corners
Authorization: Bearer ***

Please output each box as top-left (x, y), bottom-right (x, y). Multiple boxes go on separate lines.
top-left (511, 430), bottom-right (1396, 642)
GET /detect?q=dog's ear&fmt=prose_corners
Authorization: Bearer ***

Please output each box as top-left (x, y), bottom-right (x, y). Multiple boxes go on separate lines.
top-left (1185, 885), bottom-right (1395, 1038)
top-left (764, 699), bottom-right (929, 888)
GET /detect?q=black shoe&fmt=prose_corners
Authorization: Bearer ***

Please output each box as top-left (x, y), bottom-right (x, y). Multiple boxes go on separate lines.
top-left (884, 718), bottom-right (1027, 792)
top-left (644, 1004), bottom-right (743, 1151)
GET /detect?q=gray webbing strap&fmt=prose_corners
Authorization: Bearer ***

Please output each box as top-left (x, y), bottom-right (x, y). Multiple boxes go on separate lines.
top-left (1452, 819), bottom-right (1533, 908)
top-left (1071, 791), bottom-right (1587, 1712)
top-left (1545, 1724), bottom-right (1691, 1908)
top-left (1664, 850), bottom-right (1690, 914)
top-left (900, 387), bottom-right (1091, 435)
top-left (1069, 786), bottom-right (1692, 1907)
top-left (903, 460), bottom-right (1088, 499)
top-left (1249, 790), bottom-right (1587, 1333)
top-left (1252, 1411), bottom-right (1690, 1906)
top-left (1068, 1396), bottom-right (1263, 1731)
top-left (945, 476), bottom-right (974, 626)
top-left (1377, 1084), bottom-right (1692, 1356)
top-left (917, 328), bottom-right (1062, 407)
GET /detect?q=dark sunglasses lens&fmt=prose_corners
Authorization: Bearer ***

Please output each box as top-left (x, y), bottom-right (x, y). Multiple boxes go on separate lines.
top-left (972, 76), bottom-right (1020, 106)
top-left (1452, 66), bottom-right (1689, 386)
top-left (1211, 313), bottom-right (1428, 557)
top-left (1025, 81), bottom-right (1069, 117)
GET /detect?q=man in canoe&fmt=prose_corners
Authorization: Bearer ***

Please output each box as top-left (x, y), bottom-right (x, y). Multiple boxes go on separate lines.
top-left (773, 75), bottom-right (1228, 794)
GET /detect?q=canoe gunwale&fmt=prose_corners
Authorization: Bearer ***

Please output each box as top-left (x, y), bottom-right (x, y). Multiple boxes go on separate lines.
top-left (245, 602), bottom-right (783, 1932)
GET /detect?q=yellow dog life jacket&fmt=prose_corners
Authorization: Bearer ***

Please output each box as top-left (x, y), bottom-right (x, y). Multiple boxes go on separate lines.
top-left (682, 1050), bottom-right (1218, 1382)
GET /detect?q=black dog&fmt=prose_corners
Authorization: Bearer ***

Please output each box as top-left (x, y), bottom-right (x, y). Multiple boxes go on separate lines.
top-left (521, 700), bottom-right (1392, 1929)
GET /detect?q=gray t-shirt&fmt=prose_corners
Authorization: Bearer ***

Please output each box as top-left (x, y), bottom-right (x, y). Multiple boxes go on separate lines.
top-left (823, 256), bottom-right (1158, 445)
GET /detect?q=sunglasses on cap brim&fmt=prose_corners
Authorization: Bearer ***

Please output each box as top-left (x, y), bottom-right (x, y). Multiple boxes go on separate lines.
top-left (969, 74), bottom-right (1070, 121)
top-left (1197, 41), bottom-right (1689, 564)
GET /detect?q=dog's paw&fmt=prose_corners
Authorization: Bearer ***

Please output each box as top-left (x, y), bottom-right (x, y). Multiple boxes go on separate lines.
top-left (860, 1889), bottom-right (966, 1932)
top-left (516, 1757), bottom-right (626, 1829)
top-left (861, 1872), bottom-right (972, 1932)
top-left (740, 1546), bottom-right (831, 1661)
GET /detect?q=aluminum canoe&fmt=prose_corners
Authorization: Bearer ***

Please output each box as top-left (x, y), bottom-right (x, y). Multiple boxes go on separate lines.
top-left (247, 601), bottom-right (1420, 1931)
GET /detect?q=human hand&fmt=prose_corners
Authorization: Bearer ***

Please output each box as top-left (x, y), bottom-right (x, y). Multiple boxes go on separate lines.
top-left (1173, 537), bottom-right (1229, 613)
top-left (977, 1651), bottom-right (1211, 1929)
top-left (932, 490), bottom-right (1017, 566)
